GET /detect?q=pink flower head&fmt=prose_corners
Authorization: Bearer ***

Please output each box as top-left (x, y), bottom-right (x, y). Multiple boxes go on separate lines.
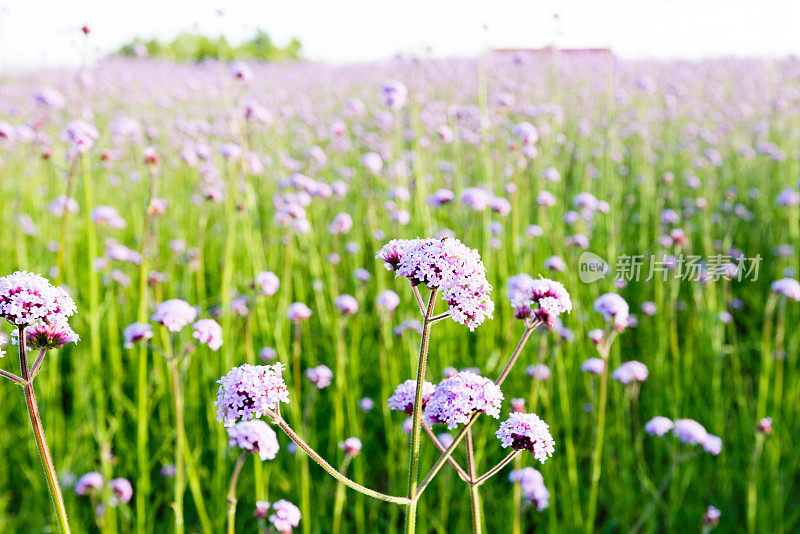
top-left (286, 302), bottom-right (312, 322)
top-left (328, 213), bottom-right (353, 235)
top-left (703, 505), bottom-right (721, 525)
top-left (23, 319), bottom-right (79, 350)
top-left (612, 361), bottom-right (648, 384)
top-left (256, 271), bottom-right (280, 297)
top-left (758, 417), bottom-right (773, 434)
top-left (644, 416), bottom-right (673, 436)
top-left (581, 358), bottom-right (605, 374)
top-left (339, 437), bottom-right (362, 456)
top-left (151, 299), bottom-right (197, 332)
top-left (496, 412), bottom-right (555, 463)
top-left (270, 499), bottom-right (301, 532)
top-left (361, 152), bottom-right (383, 174)
top-left (254, 501), bottom-right (270, 518)
top-left (424, 372), bottom-right (504, 429)
top-left (388, 379), bottom-right (435, 415)
top-left (109, 478), bottom-right (133, 506)
top-left (526, 364), bottom-right (551, 381)
top-left (507, 276), bottom-right (572, 327)
top-left (334, 294), bottom-right (359, 315)
top-left (193, 319), bottom-right (223, 351)
top-left (702, 434), bottom-right (723, 456)
top-left (509, 468), bottom-right (549, 511)
top-left (771, 278), bottom-right (800, 301)
top-left (215, 364), bottom-right (290, 427)
top-left (378, 237), bottom-right (494, 330)
top-left (123, 322), bottom-right (153, 349)
top-left (227, 419), bottom-right (280, 460)
top-left (61, 120), bottom-right (98, 153)
top-left (75, 472), bottom-right (104, 495)
top-left (672, 419), bottom-right (708, 445)
top-left (0, 271), bottom-right (77, 327)
top-left (306, 365), bottom-right (333, 389)
top-left (230, 62), bottom-right (253, 81)
top-left (376, 289), bottom-right (400, 313)
top-left (381, 80), bottom-right (408, 110)
top-left (593, 293), bottom-right (629, 329)
top-left (91, 206), bottom-right (127, 229)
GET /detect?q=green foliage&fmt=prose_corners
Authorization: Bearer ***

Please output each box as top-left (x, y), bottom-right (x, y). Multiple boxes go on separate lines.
top-left (117, 29), bottom-right (302, 62)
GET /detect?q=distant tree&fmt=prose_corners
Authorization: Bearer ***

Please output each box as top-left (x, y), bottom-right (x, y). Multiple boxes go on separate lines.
top-left (117, 30), bottom-right (302, 62)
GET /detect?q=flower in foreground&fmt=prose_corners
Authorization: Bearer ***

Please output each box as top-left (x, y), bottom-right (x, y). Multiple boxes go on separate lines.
top-left (215, 364), bottom-right (290, 427)
top-left (424, 372), bottom-right (503, 429)
top-left (192, 319), bottom-right (222, 351)
top-left (0, 271), bottom-right (76, 326)
top-left (496, 412), bottom-right (555, 463)
top-left (507, 275), bottom-right (572, 327)
top-left (376, 237), bottom-right (494, 329)
top-left (388, 379), bottom-right (435, 414)
top-left (22, 320), bottom-right (79, 350)
top-left (269, 499), bottom-right (302, 532)
top-left (151, 299), bottom-right (197, 332)
top-left (227, 419), bottom-right (280, 460)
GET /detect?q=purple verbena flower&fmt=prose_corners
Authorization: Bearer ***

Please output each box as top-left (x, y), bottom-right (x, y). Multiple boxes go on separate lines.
top-left (215, 364), bottom-right (290, 427)
top-left (424, 372), bottom-right (503, 429)
top-left (227, 419), bottom-right (280, 460)
top-left (496, 412), bottom-right (555, 463)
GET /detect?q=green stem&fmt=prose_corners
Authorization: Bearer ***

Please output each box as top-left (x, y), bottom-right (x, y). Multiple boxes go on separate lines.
top-left (226, 452), bottom-right (249, 534)
top-left (628, 453), bottom-right (681, 534)
top-left (747, 433), bottom-right (766, 534)
top-left (474, 450), bottom-right (521, 487)
top-left (267, 411), bottom-right (409, 505)
top-left (466, 430), bottom-right (482, 534)
top-left (404, 287), bottom-right (438, 534)
top-left (168, 359), bottom-right (185, 534)
top-left (18, 328), bottom-right (70, 533)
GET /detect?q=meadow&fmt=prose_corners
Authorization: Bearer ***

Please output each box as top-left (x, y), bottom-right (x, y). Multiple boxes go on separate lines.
top-left (0, 52), bottom-right (798, 533)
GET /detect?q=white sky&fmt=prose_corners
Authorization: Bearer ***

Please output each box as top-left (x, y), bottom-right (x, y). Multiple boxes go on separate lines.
top-left (0, 0), bottom-right (799, 69)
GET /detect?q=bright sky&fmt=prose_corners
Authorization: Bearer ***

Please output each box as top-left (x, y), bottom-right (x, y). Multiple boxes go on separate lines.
top-left (1, 0), bottom-right (799, 69)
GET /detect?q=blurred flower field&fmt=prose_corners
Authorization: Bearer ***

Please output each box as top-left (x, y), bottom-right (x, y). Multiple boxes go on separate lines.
top-left (0, 52), bottom-right (799, 533)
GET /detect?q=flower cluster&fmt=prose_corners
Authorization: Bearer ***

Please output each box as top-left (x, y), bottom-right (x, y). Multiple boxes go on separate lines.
top-left (496, 412), bottom-right (555, 463)
top-left (387, 379), bottom-right (435, 415)
top-left (645, 417), bottom-right (722, 455)
top-left (151, 299), bottom-right (198, 332)
top-left (771, 278), bottom-right (800, 300)
top-left (509, 468), bottom-right (550, 511)
top-left (306, 365), bottom-right (333, 389)
top-left (215, 364), bottom-right (290, 427)
top-left (227, 419), bottom-right (280, 460)
top-left (593, 293), bottom-right (629, 329)
top-left (269, 499), bottom-right (302, 532)
top-left (507, 275), bottom-right (572, 327)
top-left (376, 238), bottom-right (494, 329)
top-left (424, 372), bottom-right (503, 429)
top-left (192, 319), bottom-right (223, 351)
top-left (612, 361), bottom-right (649, 384)
top-left (0, 271), bottom-right (77, 326)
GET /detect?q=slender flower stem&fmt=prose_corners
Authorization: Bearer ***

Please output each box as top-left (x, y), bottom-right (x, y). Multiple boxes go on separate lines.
top-left (168, 359), bottom-right (185, 534)
top-left (404, 288), bottom-right (438, 534)
top-left (266, 411), bottom-right (410, 505)
top-left (628, 453), bottom-right (682, 534)
top-left (474, 450), bottom-right (521, 487)
top-left (466, 430), bottom-right (482, 534)
top-left (747, 433), bottom-right (766, 534)
top-left (226, 452), bottom-right (249, 534)
top-left (496, 321), bottom-right (540, 386)
top-left (423, 422), bottom-right (470, 482)
top-left (0, 368), bottom-right (25, 384)
top-left (428, 311), bottom-right (451, 324)
top-left (29, 349), bottom-right (48, 381)
top-left (18, 326), bottom-right (70, 533)
top-left (411, 285), bottom-right (426, 317)
top-left (416, 412), bottom-right (480, 498)
top-left (585, 324), bottom-right (617, 534)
